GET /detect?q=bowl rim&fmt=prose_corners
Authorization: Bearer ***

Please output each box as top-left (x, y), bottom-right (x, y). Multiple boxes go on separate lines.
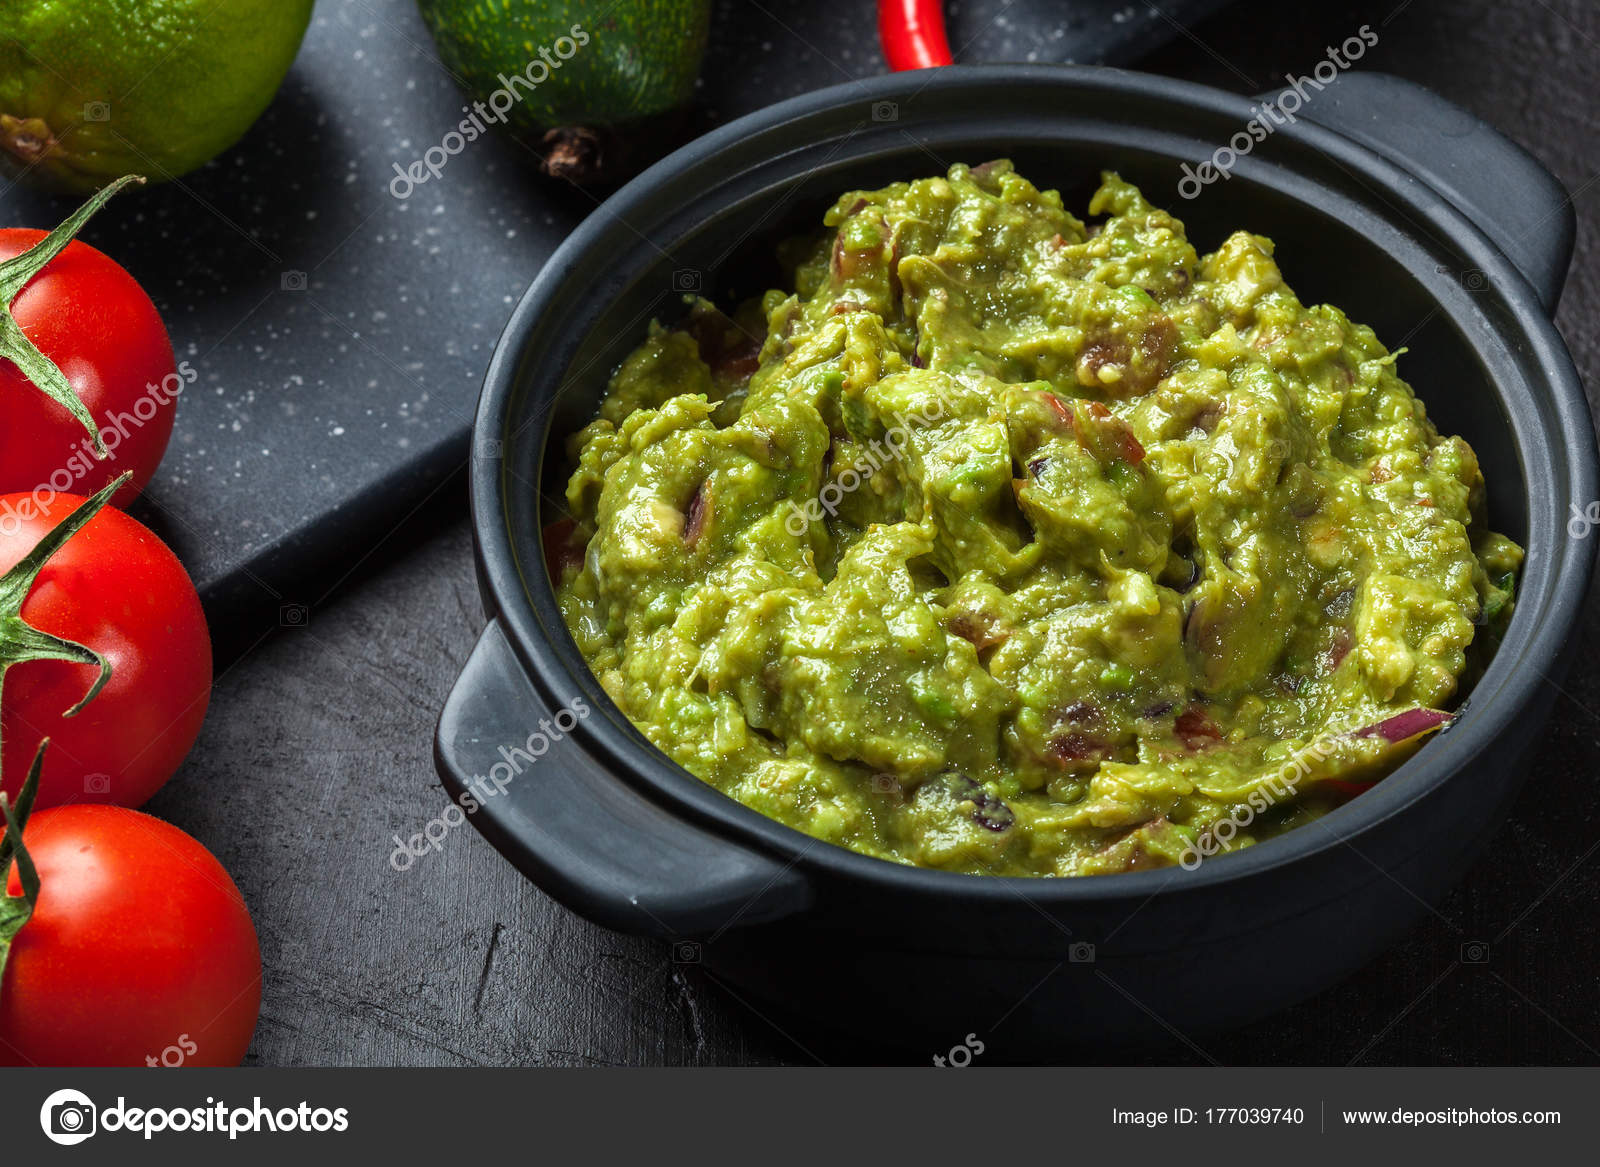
top-left (471, 63), bottom-right (1597, 906)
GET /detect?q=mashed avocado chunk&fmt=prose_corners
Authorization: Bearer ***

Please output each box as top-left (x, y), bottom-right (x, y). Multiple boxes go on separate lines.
top-left (553, 162), bottom-right (1521, 877)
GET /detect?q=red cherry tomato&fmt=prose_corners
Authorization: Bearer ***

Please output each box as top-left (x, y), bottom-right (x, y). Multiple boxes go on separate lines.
top-left (0, 492), bottom-right (211, 811)
top-left (0, 228), bottom-right (179, 506)
top-left (0, 805), bottom-right (261, 1067)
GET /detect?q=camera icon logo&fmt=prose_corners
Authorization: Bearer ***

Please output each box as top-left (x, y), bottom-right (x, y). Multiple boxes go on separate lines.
top-left (476, 437), bottom-right (503, 460)
top-left (83, 773), bottom-right (112, 796)
top-left (671, 939), bottom-right (702, 964)
top-left (1068, 941), bottom-right (1096, 963)
top-left (1433, 263), bottom-right (1488, 292)
top-left (280, 270), bottom-right (308, 292)
top-left (279, 603), bottom-right (309, 627)
top-left (871, 100), bottom-right (899, 122)
top-left (40, 1088), bottom-right (97, 1146)
top-left (671, 269), bottom-right (701, 293)
top-left (83, 102), bottom-right (111, 123)
top-left (1461, 940), bottom-right (1490, 964)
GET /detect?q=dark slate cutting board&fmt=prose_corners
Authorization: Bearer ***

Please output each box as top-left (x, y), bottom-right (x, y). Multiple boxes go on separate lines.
top-left (0, 0), bottom-right (1225, 658)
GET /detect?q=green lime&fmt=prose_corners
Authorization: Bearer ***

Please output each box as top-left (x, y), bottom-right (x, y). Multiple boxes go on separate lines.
top-left (0, 0), bottom-right (316, 193)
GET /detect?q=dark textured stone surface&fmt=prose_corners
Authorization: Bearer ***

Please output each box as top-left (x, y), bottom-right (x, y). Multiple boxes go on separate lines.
top-left (3, 1), bottom-right (557, 646)
top-left (133, 0), bottom-right (1600, 1066)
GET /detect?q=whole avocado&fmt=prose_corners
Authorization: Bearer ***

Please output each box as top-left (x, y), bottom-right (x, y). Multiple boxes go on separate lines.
top-left (416, 0), bottom-right (711, 184)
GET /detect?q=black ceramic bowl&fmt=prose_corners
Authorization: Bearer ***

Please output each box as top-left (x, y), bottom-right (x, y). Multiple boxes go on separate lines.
top-left (437, 66), bottom-right (1597, 1056)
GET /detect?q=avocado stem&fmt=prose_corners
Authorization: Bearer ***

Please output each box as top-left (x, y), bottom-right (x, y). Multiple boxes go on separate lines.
top-left (541, 125), bottom-right (607, 185)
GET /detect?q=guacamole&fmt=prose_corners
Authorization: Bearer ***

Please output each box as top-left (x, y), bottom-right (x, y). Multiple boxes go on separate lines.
top-left (552, 162), bottom-right (1521, 877)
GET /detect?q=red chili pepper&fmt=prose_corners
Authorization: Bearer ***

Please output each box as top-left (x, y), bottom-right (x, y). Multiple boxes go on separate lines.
top-left (1043, 391), bottom-right (1075, 429)
top-left (878, 0), bottom-right (953, 70)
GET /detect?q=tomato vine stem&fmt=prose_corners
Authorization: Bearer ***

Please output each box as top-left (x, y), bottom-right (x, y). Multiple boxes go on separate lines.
top-left (0, 742), bottom-right (48, 997)
top-left (0, 174), bottom-right (145, 457)
top-left (0, 473), bottom-right (130, 1001)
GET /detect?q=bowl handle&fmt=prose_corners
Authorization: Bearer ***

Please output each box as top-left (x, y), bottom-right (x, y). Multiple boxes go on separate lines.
top-left (1270, 71), bottom-right (1575, 313)
top-left (433, 620), bottom-right (813, 938)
